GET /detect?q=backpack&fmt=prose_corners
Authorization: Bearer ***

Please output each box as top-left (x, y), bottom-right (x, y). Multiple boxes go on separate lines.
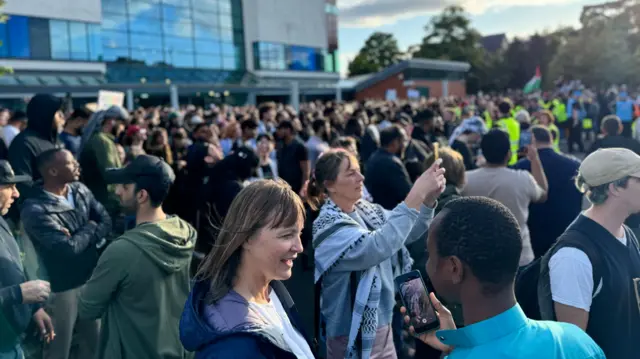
top-left (515, 227), bottom-right (603, 320)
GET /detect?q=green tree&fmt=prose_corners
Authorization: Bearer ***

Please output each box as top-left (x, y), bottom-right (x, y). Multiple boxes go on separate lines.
top-left (347, 32), bottom-right (402, 76)
top-left (413, 5), bottom-right (483, 63)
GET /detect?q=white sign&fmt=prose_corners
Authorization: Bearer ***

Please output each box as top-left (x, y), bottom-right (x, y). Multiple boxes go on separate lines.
top-left (385, 89), bottom-right (397, 101)
top-left (407, 89), bottom-right (420, 100)
top-left (97, 90), bottom-right (124, 110)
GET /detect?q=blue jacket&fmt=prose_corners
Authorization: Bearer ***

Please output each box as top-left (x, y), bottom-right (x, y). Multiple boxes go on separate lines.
top-left (179, 280), bottom-right (316, 359)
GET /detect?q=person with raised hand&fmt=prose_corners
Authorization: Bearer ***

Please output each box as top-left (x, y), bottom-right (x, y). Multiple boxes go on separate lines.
top-left (308, 149), bottom-right (445, 359)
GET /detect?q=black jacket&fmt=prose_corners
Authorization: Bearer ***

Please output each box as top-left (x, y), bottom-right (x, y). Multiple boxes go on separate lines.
top-left (21, 182), bottom-right (111, 293)
top-left (8, 95), bottom-right (62, 201)
top-left (0, 216), bottom-right (39, 351)
top-left (365, 148), bottom-right (412, 210)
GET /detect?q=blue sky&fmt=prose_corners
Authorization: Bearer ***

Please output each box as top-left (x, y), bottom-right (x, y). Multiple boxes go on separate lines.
top-left (337, 0), bottom-right (604, 76)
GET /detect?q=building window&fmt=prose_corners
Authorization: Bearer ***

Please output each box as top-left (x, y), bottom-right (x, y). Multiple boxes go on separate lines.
top-left (100, 0), bottom-right (245, 72)
top-left (325, 3), bottom-right (339, 15)
top-left (254, 42), bottom-right (335, 72)
top-left (8, 16), bottom-right (31, 58)
top-left (49, 20), bottom-right (70, 60)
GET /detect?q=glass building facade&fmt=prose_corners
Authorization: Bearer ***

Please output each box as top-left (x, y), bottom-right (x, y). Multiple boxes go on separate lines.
top-left (102, 0), bottom-right (245, 71)
top-left (0, 15), bottom-right (102, 61)
top-left (253, 42), bottom-right (338, 73)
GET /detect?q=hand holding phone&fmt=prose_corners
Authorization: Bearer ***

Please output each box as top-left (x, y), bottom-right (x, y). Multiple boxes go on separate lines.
top-left (395, 271), bottom-right (441, 333)
top-left (400, 292), bottom-right (456, 354)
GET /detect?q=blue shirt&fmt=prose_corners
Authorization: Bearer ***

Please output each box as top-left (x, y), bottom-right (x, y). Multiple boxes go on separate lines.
top-left (437, 304), bottom-right (604, 359)
top-left (616, 99), bottom-right (634, 122)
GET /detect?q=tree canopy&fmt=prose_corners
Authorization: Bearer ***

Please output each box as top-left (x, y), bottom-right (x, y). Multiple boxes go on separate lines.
top-left (348, 1), bottom-right (640, 91)
top-left (347, 32), bottom-right (403, 76)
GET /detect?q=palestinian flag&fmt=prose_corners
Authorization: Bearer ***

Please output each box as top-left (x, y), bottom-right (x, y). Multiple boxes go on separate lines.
top-left (523, 66), bottom-right (542, 94)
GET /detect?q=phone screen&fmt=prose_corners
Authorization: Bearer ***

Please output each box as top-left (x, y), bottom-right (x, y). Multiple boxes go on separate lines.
top-left (398, 275), bottom-right (439, 333)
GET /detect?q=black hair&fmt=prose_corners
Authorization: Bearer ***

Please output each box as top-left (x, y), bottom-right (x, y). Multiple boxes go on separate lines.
top-left (36, 148), bottom-right (64, 176)
top-left (602, 115), bottom-right (621, 136)
top-left (480, 129), bottom-right (510, 165)
top-left (241, 118), bottom-right (259, 130)
top-left (435, 197), bottom-right (522, 294)
top-left (70, 108), bottom-right (91, 120)
top-left (256, 133), bottom-right (274, 143)
top-left (278, 120), bottom-right (295, 132)
top-left (530, 125), bottom-right (552, 144)
top-left (311, 119), bottom-right (327, 134)
top-left (414, 109), bottom-right (435, 124)
top-left (135, 180), bottom-right (170, 208)
top-left (498, 101), bottom-right (512, 115)
top-left (344, 118), bottom-right (364, 137)
top-left (9, 110), bottom-right (27, 123)
top-left (193, 123), bottom-right (208, 133)
top-left (380, 125), bottom-right (404, 147)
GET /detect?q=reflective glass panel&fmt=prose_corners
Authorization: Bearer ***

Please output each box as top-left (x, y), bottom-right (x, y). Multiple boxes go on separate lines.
top-left (131, 49), bottom-right (164, 65)
top-left (195, 53), bottom-right (222, 69)
top-left (221, 42), bottom-right (234, 56)
top-left (103, 0), bottom-right (127, 14)
top-left (102, 31), bottom-right (129, 49)
top-left (69, 22), bottom-right (89, 61)
top-left (162, 3), bottom-right (192, 19)
top-left (195, 40), bottom-right (220, 54)
top-left (39, 76), bottom-right (62, 86)
top-left (88, 24), bottom-right (103, 61)
top-left (162, 20), bottom-right (193, 37)
top-left (164, 36), bottom-right (194, 53)
top-left (103, 47), bottom-right (130, 61)
top-left (0, 75), bottom-right (18, 85)
top-left (219, 13), bottom-right (231, 29)
top-left (8, 16), bottom-right (30, 58)
top-left (49, 20), bottom-right (70, 60)
top-left (130, 33), bottom-right (163, 50)
top-left (194, 25), bottom-right (220, 41)
top-left (128, 1), bottom-right (161, 18)
top-left (102, 14), bottom-right (128, 32)
top-left (128, 15), bottom-right (163, 33)
top-left (17, 75), bottom-right (41, 85)
top-left (219, 0), bottom-right (231, 14)
top-left (0, 23), bottom-right (7, 57)
top-left (165, 51), bottom-right (195, 67)
top-left (220, 27), bottom-right (233, 41)
top-left (222, 56), bottom-right (236, 70)
top-left (193, 11), bottom-right (218, 26)
top-left (193, 0), bottom-right (218, 12)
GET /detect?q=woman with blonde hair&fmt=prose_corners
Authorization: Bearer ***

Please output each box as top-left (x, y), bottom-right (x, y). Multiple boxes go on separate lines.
top-left (180, 179), bottom-right (316, 359)
top-left (308, 149), bottom-right (445, 359)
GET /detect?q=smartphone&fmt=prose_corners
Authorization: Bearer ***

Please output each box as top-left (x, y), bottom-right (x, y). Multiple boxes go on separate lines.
top-left (395, 270), bottom-right (440, 334)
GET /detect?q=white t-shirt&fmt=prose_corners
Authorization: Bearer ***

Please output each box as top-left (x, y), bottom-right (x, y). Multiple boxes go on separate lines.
top-left (248, 291), bottom-right (315, 359)
top-left (463, 167), bottom-right (545, 266)
top-left (549, 230), bottom-right (627, 311)
top-left (2, 125), bottom-right (19, 147)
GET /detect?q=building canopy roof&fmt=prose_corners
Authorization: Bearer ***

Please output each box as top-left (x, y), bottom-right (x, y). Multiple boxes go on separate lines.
top-left (347, 58), bottom-right (471, 92)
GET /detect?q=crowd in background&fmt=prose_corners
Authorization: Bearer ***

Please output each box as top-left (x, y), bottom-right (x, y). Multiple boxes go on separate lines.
top-left (0, 81), bottom-right (639, 359)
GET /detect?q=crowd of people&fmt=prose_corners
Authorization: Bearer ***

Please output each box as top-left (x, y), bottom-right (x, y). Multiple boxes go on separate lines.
top-left (0, 84), bottom-right (639, 359)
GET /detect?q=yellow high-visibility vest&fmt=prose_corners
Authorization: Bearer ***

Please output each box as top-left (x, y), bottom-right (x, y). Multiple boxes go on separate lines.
top-left (496, 117), bottom-right (520, 165)
top-left (484, 110), bottom-right (493, 129)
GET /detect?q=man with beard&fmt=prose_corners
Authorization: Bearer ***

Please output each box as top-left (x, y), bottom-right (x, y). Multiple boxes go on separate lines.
top-left (78, 155), bottom-right (196, 359)
top-left (365, 125), bottom-right (412, 210)
top-left (21, 148), bottom-right (111, 359)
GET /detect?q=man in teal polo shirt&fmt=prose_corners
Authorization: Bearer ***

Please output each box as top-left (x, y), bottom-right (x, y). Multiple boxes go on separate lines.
top-left (403, 197), bottom-right (604, 358)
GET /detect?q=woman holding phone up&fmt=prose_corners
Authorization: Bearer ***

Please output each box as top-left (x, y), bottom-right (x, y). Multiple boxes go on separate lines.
top-left (308, 149), bottom-right (445, 359)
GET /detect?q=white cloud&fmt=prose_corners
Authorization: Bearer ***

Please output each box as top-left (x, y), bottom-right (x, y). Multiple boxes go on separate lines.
top-left (339, 0), bottom-right (581, 28)
top-left (339, 51), bottom-right (357, 77)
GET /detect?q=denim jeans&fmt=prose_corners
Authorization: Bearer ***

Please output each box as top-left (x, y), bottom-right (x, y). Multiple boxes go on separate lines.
top-left (0, 344), bottom-right (24, 359)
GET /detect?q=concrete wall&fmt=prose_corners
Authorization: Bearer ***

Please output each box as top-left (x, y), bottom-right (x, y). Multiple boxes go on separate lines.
top-left (242, 0), bottom-right (328, 71)
top-left (4, 0), bottom-right (102, 23)
top-left (355, 74), bottom-right (467, 101)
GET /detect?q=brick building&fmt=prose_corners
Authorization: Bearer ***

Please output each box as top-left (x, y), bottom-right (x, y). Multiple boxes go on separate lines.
top-left (346, 59), bottom-right (470, 101)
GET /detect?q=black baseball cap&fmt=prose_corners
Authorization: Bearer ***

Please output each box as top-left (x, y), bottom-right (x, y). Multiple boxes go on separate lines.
top-left (0, 160), bottom-right (31, 185)
top-left (105, 155), bottom-right (175, 186)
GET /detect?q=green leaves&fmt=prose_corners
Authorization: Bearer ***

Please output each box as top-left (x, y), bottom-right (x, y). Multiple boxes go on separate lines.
top-left (348, 32), bottom-right (403, 76)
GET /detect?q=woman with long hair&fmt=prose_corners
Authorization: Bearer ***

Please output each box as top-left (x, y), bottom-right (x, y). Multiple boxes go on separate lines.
top-left (180, 180), bottom-right (316, 359)
top-left (308, 149), bottom-right (445, 359)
